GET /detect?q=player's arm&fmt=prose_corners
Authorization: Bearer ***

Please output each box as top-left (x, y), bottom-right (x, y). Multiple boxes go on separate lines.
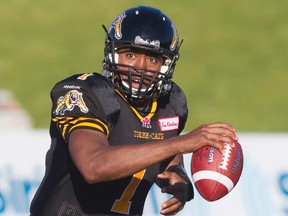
top-left (68, 122), bottom-right (237, 184)
top-left (68, 128), bottom-right (180, 183)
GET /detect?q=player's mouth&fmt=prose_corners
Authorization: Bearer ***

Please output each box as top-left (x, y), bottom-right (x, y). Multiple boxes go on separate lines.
top-left (131, 76), bottom-right (155, 90)
top-left (131, 78), bottom-right (145, 89)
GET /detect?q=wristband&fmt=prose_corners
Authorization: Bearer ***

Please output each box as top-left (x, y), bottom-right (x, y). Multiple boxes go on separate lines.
top-left (167, 163), bottom-right (194, 201)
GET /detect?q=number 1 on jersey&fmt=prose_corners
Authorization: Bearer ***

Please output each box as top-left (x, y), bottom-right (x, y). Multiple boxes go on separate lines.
top-left (111, 169), bottom-right (146, 214)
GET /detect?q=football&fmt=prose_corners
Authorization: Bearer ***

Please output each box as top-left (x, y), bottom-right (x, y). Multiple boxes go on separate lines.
top-left (191, 141), bottom-right (243, 201)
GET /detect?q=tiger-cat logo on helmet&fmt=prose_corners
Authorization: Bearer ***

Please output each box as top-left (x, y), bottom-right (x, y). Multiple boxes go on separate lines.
top-left (55, 90), bottom-right (89, 115)
top-left (170, 23), bottom-right (178, 51)
top-left (112, 12), bottom-right (126, 39)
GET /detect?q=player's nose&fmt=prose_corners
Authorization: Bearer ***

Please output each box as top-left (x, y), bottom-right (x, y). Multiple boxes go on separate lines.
top-left (133, 55), bottom-right (147, 70)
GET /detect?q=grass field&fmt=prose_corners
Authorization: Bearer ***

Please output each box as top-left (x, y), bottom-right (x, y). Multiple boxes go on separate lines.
top-left (1, 0), bottom-right (288, 131)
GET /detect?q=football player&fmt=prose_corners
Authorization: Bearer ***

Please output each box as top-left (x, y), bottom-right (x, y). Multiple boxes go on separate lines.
top-left (30, 6), bottom-right (238, 216)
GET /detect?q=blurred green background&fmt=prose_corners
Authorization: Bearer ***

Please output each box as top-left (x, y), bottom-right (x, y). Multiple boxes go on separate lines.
top-left (1, 0), bottom-right (287, 131)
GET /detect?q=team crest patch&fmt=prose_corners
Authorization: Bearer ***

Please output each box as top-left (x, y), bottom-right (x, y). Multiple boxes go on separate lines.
top-left (158, 116), bottom-right (179, 132)
top-left (55, 90), bottom-right (89, 115)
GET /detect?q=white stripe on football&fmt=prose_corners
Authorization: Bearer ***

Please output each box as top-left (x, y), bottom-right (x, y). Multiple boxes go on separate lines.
top-left (192, 170), bottom-right (234, 192)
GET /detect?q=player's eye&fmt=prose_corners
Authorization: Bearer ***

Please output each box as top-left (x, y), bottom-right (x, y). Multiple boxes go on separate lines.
top-left (148, 57), bottom-right (157, 63)
top-left (147, 56), bottom-right (164, 66)
top-left (126, 53), bottom-right (136, 59)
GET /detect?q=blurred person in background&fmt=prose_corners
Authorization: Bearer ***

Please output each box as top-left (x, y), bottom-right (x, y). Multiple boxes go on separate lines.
top-left (30, 5), bottom-right (237, 216)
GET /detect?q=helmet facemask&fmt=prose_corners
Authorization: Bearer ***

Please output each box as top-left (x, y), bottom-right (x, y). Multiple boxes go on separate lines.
top-left (103, 41), bottom-right (179, 99)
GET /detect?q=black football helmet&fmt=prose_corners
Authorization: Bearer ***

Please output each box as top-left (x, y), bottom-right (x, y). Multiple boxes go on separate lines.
top-left (102, 6), bottom-right (182, 99)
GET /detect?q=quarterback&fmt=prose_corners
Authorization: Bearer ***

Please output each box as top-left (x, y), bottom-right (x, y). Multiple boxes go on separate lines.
top-left (30, 6), bottom-right (238, 216)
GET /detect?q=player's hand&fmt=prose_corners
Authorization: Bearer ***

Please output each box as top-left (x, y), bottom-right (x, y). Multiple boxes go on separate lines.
top-left (179, 122), bottom-right (238, 154)
top-left (157, 171), bottom-right (189, 215)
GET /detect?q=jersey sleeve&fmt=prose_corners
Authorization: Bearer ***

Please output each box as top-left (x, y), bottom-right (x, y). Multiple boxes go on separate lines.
top-left (50, 73), bottom-right (120, 142)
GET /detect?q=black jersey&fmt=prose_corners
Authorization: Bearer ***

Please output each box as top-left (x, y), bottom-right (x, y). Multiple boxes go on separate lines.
top-left (30, 73), bottom-right (188, 216)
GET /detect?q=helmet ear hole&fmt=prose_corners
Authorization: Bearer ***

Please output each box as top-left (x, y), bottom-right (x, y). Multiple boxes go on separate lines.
top-left (102, 6), bottom-right (181, 98)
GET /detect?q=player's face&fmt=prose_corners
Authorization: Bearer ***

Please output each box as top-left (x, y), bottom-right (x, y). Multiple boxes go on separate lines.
top-left (117, 48), bottom-right (164, 91)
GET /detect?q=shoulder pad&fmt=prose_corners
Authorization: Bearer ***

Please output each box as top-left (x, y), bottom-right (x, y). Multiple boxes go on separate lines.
top-left (158, 82), bottom-right (188, 129)
top-left (51, 73), bottom-right (120, 119)
top-left (159, 82), bottom-right (188, 117)
top-left (170, 82), bottom-right (188, 119)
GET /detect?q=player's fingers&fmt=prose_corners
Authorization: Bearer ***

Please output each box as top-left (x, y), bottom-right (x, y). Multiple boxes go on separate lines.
top-left (203, 134), bottom-right (235, 152)
top-left (201, 124), bottom-right (238, 141)
top-left (217, 134), bottom-right (236, 146)
top-left (202, 124), bottom-right (237, 139)
top-left (212, 140), bottom-right (225, 153)
top-left (205, 122), bottom-right (235, 131)
top-left (160, 197), bottom-right (182, 215)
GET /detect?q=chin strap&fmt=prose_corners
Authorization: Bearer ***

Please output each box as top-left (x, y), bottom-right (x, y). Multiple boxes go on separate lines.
top-left (167, 163), bottom-right (194, 201)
